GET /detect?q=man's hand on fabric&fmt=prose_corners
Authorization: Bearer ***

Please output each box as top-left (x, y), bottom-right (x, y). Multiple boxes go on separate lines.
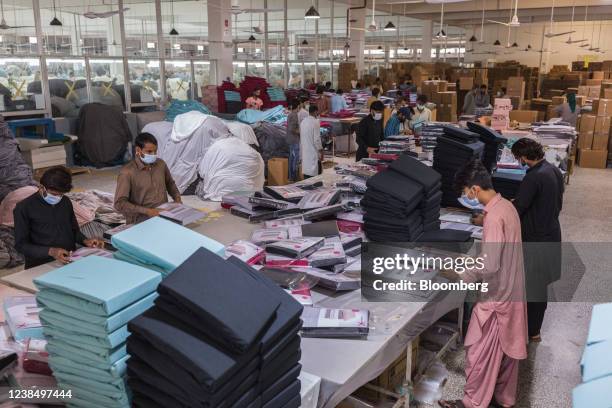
top-left (49, 247), bottom-right (71, 264)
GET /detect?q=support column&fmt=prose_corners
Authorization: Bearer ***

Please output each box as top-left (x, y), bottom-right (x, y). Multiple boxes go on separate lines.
top-left (106, 15), bottom-right (122, 57)
top-left (422, 20), bottom-right (433, 62)
top-left (348, 7), bottom-right (365, 75)
top-left (208, 0), bottom-right (233, 84)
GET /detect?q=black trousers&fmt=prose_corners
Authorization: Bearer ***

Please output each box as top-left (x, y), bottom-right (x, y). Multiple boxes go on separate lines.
top-left (527, 301), bottom-right (548, 337)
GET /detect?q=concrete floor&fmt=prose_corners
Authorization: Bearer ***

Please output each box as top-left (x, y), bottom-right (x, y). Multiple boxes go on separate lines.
top-left (438, 166), bottom-right (612, 408)
top-left (16, 162), bottom-right (612, 408)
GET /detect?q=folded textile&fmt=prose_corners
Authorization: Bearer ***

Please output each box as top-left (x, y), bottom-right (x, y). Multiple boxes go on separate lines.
top-left (366, 169), bottom-right (424, 206)
top-left (111, 217), bottom-right (224, 273)
top-left (38, 292), bottom-right (157, 336)
top-left (157, 247), bottom-right (280, 353)
top-left (33, 256), bottom-right (161, 316)
top-left (3, 296), bottom-right (44, 341)
top-left (128, 307), bottom-right (259, 393)
top-left (58, 382), bottom-right (130, 408)
top-left (112, 250), bottom-right (167, 275)
top-left (388, 156), bottom-right (441, 192)
top-left (46, 338), bottom-right (126, 366)
top-left (49, 354), bottom-right (128, 383)
top-left (165, 99), bottom-right (212, 122)
top-left (42, 323), bottom-right (129, 350)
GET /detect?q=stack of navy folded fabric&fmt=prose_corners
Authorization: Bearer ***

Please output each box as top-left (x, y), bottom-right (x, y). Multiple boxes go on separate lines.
top-left (433, 127), bottom-right (485, 207)
top-left (466, 122), bottom-right (508, 172)
top-left (127, 247), bottom-right (303, 408)
top-left (34, 256), bottom-right (162, 408)
top-left (361, 155), bottom-right (442, 241)
top-left (492, 170), bottom-right (525, 199)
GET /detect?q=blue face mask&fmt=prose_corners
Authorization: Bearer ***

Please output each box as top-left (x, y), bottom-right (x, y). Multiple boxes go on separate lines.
top-left (141, 153), bottom-right (157, 164)
top-left (43, 192), bottom-right (62, 206)
top-left (458, 189), bottom-right (483, 210)
top-left (520, 160), bottom-right (530, 170)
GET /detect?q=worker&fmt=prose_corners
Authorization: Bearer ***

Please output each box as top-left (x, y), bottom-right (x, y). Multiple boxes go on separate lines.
top-left (384, 107), bottom-right (412, 138)
top-left (286, 99), bottom-right (301, 182)
top-left (314, 85), bottom-right (329, 116)
top-left (300, 105), bottom-right (323, 179)
top-left (114, 132), bottom-right (182, 225)
top-left (409, 94), bottom-right (432, 131)
top-left (298, 97), bottom-right (309, 123)
top-left (367, 87), bottom-right (381, 109)
top-left (13, 166), bottom-right (105, 268)
top-left (356, 100), bottom-right (385, 161)
top-left (373, 77), bottom-right (384, 94)
top-left (245, 88), bottom-right (264, 110)
top-left (462, 84), bottom-right (479, 115)
top-left (496, 87), bottom-right (507, 98)
top-left (439, 159), bottom-right (527, 408)
top-left (555, 93), bottom-right (580, 127)
top-left (475, 84), bottom-right (491, 108)
top-left (512, 138), bottom-right (564, 342)
top-left (324, 81), bottom-right (332, 92)
top-left (330, 88), bottom-right (348, 113)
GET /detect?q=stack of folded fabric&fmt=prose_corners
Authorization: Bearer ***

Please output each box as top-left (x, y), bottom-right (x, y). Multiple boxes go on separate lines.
top-left (417, 122), bottom-right (446, 155)
top-left (224, 90), bottom-right (243, 114)
top-left (34, 256), bottom-right (162, 408)
top-left (361, 165), bottom-right (425, 241)
top-left (127, 247), bottom-right (303, 408)
top-left (267, 87), bottom-right (287, 107)
top-left (492, 170), bottom-right (525, 199)
top-left (111, 216), bottom-right (224, 277)
top-left (466, 122), bottom-right (508, 172)
top-left (217, 80), bottom-right (238, 113)
top-left (433, 127), bottom-right (485, 207)
top-left (389, 155), bottom-right (443, 232)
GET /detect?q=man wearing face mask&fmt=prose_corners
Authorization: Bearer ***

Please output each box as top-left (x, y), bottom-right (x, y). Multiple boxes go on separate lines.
top-left (356, 100), bottom-right (385, 161)
top-left (511, 138), bottom-right (564, 343)
top-left (439, 159), bottom-right (527, 408)
top-left (409, 94), bottom-right (432, 132)
top-left (114, 132), bottom-right (182, 224)
top-left (13, 166), bottom-right (105, 268)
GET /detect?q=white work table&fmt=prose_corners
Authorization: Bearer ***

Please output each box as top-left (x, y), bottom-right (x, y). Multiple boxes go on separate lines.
top-left (0, 205), bottom-right (464, 408)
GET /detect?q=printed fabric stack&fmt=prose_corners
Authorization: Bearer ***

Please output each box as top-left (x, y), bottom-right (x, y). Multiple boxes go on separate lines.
top-left (33, 256), bottom-right (161, 408)
top-left (110, 216), bottom-right (225, 277)
top-left (361, 155), bottom-right (441, 242)
top-left (127, 247), bottom-right (303, 408)
top-left (433, 127), bottom-right (485, 207)
top-left (466, 121), bottom-right (508, 172)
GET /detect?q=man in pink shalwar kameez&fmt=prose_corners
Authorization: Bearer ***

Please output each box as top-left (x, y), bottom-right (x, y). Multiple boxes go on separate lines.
top-left (440, 160), bottom-right (528, 408)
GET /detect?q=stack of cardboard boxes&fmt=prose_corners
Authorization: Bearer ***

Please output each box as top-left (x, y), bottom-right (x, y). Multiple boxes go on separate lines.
top-left (506, 76), bottom-right (525, 109)
top-left (433, 92), bottom-right (457, 122)
top-left (338, 63), bottom-right (358, 93)
top-left (578, 99), bottom-right (611, 168)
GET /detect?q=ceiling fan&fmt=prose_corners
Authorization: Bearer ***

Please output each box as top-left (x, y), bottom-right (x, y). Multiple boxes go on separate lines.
top-left (566, 2), bottom-right (587, 44)
top-left (350, 0), bottom-right (379, 32)
top-left (0, 0), bottom-right (34, 30)
top-left (83, 7), bottom-right (129, 19)
top-left (207, 0), bottom-right (282, 15)
top-left (487, 0), bottom-right (520, 27)
top-left (545, 0), bottom-right (575, 38)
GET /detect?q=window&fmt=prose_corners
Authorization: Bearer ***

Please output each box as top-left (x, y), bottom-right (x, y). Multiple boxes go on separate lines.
top-left (0, 58), bottom-right (44, 112)
top-left (46, 59), bottom-right (86, 115)
top-left (128, 59), bottom-right (161, 105)
top-left (89, 59), bottom-right (126, 108)
top-left (288, 62), bottom-right (302, 89)
top-left (165, 60), bottom-right (192, 101)
top-left (232, 61), bottom-right (246, 84)
top-left (246, 61), bottom-right (265, 78)
top-left (269, 62), bottom-right (286, 88)
top-left (193, 61), bottom-right (211, 100)
top-left (124, 1), bottom-right (159, 57)
top-left (317, 62), bottom-right (331, 85)
top-left (303, 62), bottom-right (315, 87)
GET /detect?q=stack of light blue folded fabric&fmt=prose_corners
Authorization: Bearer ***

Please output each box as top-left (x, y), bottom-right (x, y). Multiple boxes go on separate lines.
top-left (267, 87), bottom-right (286, 102)
top-left (573, 302), bottom-right (612, 408)
top-left (110, 216), bottom-right (225, 277)
top-left (34, 256), bottom-right (162, 408)
top-left (236, 105), bottom-right (287, 125)
top-left (224, 90), bottom-right (242, 102)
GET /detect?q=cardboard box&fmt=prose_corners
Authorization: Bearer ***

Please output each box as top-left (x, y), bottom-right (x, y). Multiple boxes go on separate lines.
top-left (586, 79), bottom-right (603, 86)
top-left (592, 71), bottom-right (605, 80)
top-left (20, 145), bottom-right (66, 170)
top-left (578, 149), bottom-right (608, 168)
top-left (602, 89), bottom-right (612, 99)
top-left (576, 95), bottom-right (586, 107)
top-left (595, 116), bottom-right (611, 134)
top-left (578, 114), bottom-right (597, 149)
top-left (593, 132), bottom-right (610, 150)
top-left (267, 157), bottom-right (288, 186)
top-left (552, 96), bottom-right (565, 106)
top-left (509, 110), bottom-right (539, 123)
top-left (588, 86), bottom-right (602, 98)
top-left (578, 85), bottom-right (588, 96)
top-left (592, 99), bottom-right (612, 117)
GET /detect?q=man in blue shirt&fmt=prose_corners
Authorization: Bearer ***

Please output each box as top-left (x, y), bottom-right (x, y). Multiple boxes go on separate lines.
top-left (330, 88), bottom-right (348, 113)
top-left (384, 107), bottom-right (412, 138)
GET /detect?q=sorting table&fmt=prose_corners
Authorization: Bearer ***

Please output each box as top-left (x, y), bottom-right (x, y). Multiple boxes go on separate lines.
top-left (1, 202), bottom-right (465, 408)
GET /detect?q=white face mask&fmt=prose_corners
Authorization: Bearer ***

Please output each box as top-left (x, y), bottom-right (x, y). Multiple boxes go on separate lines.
top-left (417, 104), bottom-right (425, 111)
top-left (373, 113), bottom-right (383, 121)
top-left (140, 152), bottom-right (157, 164)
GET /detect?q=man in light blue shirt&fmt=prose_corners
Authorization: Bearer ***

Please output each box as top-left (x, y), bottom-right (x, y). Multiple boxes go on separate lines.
top-left (330, 89), bottom-right (348, 113)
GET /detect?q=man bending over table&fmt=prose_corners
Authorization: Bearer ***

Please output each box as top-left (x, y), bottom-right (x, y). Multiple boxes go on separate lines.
top-left (114, 132), bottom-right (181, 224)
top-left (14, 166), bottom-right (104, 268)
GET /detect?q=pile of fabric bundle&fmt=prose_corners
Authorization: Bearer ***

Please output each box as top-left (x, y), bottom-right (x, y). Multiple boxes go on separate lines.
top-left (417, 122), bottom-right (446, 155)
top-left (433, 127), bottom-right (485, 207)
top-left (110, 216), bottom-right (224, 277)
top-left (201, 85), bottom-right (219, 112)
top-left (466, 122), bottom-right (508, 172)
top-left (237, 105), bottom-right (287, 125)
top-left (492, 170), bottom-right (525, 199)
top-left (0, 116), bottom-right (36, 203)
top-left (164, 99), bottom-right (212, 122)
top-left (267, 87), bottom-right (287, 107)
top-left (361, 155), bottom-right (442, 242)
top-left (253, 122), bottom-right (290, 164)
top-left (127, 247), bottom-right (303, 408)
top-left (34, 256), bottom-right (161, 408)
top-left (217, 80), bottom-right (239, 114)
